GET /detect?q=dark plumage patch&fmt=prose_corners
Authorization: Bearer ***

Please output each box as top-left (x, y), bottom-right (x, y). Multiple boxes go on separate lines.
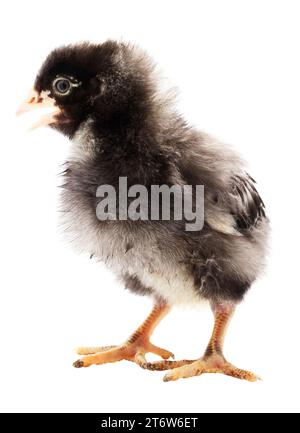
top-left (34, 41), bottom-right (157, 138)
top-left (123, 274), bottom-right (154, 297)
top-left (230, 173), bottom-right (266, 232)
top-left (192, 258), bottom-right (251, 302)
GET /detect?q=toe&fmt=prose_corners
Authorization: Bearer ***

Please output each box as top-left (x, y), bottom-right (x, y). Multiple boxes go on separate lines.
top-left (73, 346), bottom-right (128, 367)
top-left (76, 345), bottom-right (116, 355)
top-left (163, 362), bottom-right (201, 382)
top-left (76, 347), bottom-right (98, 355)
top-left (148, 343), bottom-right (175, 360)
top-left (134, 353), bottom-right (194, 372)
top-left (163, 370), bottom-right (181, 382)
top-left (224, 364), bottom-right (261, 382)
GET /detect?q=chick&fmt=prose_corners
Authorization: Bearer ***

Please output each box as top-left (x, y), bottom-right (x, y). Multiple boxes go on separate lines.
top-left (17, 41), bottom-right (268, 382)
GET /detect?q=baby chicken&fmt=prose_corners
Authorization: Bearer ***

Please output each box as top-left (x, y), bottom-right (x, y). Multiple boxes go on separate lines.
top-left (17, 41), bottom-right (268, 382)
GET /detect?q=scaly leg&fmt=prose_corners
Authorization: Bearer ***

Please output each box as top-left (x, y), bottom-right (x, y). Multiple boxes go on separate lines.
top-left (73, 302), bottom-right (177, 369)
top-left (163, 301), bottom-right (260, 382)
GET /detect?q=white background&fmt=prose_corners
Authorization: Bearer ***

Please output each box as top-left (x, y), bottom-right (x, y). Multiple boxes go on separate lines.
top-left (0, 0), bottom-right (299, 413)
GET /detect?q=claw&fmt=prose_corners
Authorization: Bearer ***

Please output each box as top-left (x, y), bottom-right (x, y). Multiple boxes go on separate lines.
top-left (73, 360), bottom-right (84, 368)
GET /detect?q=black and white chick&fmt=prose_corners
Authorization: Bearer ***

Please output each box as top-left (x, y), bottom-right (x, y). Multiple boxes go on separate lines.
top-left (17, 41), bottom-right (269, 382)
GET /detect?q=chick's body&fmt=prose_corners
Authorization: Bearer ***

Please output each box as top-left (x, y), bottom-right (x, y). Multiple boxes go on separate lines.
top-left (62, 117), bottom-right (267, 306)
top-left (20, 41), bottom-right (268, 381)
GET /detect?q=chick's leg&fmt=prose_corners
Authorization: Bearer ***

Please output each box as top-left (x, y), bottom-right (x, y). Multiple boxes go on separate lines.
top-left (164, 301), bottom-right (260, 382)
top-left (73, 302), bottom-right (175, 368)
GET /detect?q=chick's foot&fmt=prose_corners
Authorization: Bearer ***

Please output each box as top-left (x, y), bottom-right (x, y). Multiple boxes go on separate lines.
top-left (73, 302), bottom-right (176, 369)
top-left (73, 340), bottom-right (174, 368)
top-left (163, 354), bottom-right (260, 382)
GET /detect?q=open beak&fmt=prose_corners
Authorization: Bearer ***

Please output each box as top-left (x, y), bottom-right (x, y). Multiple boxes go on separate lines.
top-left (16, 89), bottom-right (61, 130)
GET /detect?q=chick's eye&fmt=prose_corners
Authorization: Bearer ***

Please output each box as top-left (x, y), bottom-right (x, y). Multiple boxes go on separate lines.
top-left (53, 78), bottom-right (71, 95)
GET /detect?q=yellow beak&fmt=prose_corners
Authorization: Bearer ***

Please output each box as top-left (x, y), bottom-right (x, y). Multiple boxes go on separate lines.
top-left (16, 89), bottom-right (61, 130)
